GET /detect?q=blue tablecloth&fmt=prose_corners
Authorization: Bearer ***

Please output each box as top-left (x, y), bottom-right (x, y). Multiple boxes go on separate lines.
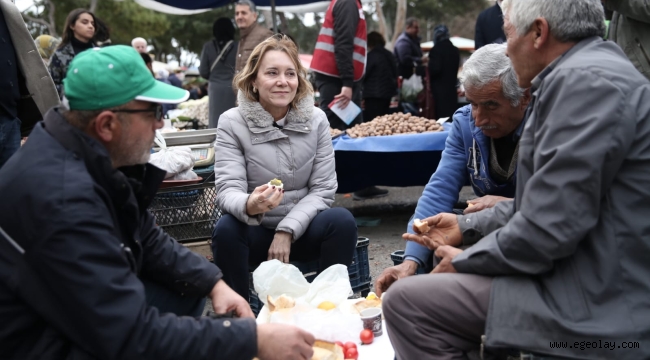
top-left (332, 123), bottom-right (450, 152)
top-left (333, 124), bottom-right (450, 193)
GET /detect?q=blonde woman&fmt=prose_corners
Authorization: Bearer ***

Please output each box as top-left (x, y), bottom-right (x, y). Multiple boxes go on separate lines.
top-left (211, 35), bottom-right (357, 300)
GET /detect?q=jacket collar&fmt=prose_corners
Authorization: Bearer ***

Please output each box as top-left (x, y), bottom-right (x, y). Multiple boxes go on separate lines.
top-left (240, 23), bottom-right (260, 39)
top-left (237, 90), bottom-right (314, 133)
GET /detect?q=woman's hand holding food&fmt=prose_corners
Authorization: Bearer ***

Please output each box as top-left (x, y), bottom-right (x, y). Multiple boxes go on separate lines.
top-left (463, 195), bottom-right (510, 214)
top-left (402, 213), bottom-right (462, 250)
top-left (268, 231), bottom-right (292, 263)
top-left (246, 184), bottom-right (284, 216)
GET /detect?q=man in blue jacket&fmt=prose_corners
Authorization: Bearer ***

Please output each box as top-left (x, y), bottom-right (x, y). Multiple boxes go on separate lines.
top-left (375, 43), bottom-right (529, 294)
top-left (0, 46), bottom-right (314, 360)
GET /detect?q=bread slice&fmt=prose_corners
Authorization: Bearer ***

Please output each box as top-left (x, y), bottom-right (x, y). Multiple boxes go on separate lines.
top-left (354, 298), bottom-right (382, 313)
top-left (413, 218), bottom-right (430, 234)
top-left (313, 341), bottom-right (344, 360)
top-left (267, 294), bottom-right (295, 312)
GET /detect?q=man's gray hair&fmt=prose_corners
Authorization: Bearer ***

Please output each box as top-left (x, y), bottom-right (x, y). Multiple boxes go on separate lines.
top-left (460, 43), bottom-right (524, 107)
top-left (405, 17), bottom-right (418, 28)
top-left (131, 37), bottom-right (146, 46)
top-left (236, 0), bottom-right (257, 13)
top-left (502, 0), bottom-right (605, 42)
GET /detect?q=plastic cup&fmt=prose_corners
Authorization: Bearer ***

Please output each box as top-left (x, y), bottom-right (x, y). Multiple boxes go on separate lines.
top-left (360, 307), bottom-right (383, 336)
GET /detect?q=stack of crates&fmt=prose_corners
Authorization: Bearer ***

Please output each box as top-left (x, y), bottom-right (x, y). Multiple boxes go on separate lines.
top-left (249, 237), bottom-right (372, 315)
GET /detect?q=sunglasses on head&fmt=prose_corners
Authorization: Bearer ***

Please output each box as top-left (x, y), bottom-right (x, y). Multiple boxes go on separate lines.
top-left (113, 104), bottom-right (163, 120)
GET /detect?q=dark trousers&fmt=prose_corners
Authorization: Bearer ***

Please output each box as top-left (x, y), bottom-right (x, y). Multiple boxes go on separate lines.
top-left (384, 273), bottom-right (492, 360)
top-left (141, 278), bottom-right (206, 318)
top-left (315, 73), bottom-right (363, 130)
top-left (363, 97), bottom-right (391, 122)
top-left (0, 116), bottom-right (20, 169)
top-left (211, 207), bottom-right (358, 300)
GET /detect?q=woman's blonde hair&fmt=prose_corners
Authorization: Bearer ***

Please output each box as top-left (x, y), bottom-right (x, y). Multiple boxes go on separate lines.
top-left (233, 34), bottom-right (313, 108)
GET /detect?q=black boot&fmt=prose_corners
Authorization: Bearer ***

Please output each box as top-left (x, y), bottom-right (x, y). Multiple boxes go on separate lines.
top-left (353, 186), bottom-right (389, 200)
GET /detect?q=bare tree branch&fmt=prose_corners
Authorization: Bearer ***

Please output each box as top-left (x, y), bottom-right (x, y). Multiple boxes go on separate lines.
top-left (375, 2), bottom-right (390, 49)
top-left (48, 0), bottom-right (57, 37)
top-left (89, 0), bottom-right (98, 13)
top-left (391, 0), bottom-right (406, 45)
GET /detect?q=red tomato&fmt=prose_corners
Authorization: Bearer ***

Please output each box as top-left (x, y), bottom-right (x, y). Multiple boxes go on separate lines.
top-left (345, 347), bottom-right (359, 360)
top-left (343, 341), bottom-right (357, 351)
top-left (360, 329), bottom-right (374, 344)
top-left (335, 341), bottom-right (345, 349)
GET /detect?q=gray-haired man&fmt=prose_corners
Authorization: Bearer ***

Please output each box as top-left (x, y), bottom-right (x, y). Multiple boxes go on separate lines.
top-left (234, 0), bottom-right (273, 74)
top-left (384, 0), bottom-right (650, 359)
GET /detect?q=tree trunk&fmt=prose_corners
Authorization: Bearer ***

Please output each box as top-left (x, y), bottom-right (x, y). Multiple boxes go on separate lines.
top-left (391, 0), bottom-right (407, 45)
top-left (261, 10), bottom-right (274, 30)
top-left (375, 1), bottom-right (390, 49)
top-left (89, 0), bottom-right (98, 13)
top-left (278, 12), bottom-right (288, 33)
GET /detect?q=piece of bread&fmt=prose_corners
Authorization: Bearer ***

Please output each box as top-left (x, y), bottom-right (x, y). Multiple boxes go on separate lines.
top-left (354, 298), bottom-right (382, 313)
top-left (312, 341), bottom-right (344, 360)
top-left (413, 218), bottom-right (430, 234)
top-left (466, 201), bottom-right (475, 208)
top-left (267, 294), bottom-right (295, 312)
top-left (268, 178), bottom-right (284, 189)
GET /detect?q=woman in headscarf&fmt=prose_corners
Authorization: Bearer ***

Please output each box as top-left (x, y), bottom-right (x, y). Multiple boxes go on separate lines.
top-left (199, 17), bottom-right (237, 128)
top-left (428, 24), bottom-right (460, 119)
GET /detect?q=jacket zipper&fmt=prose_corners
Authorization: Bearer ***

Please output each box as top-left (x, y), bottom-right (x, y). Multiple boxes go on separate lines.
top-left (636, 38), bottom-right (650, 66)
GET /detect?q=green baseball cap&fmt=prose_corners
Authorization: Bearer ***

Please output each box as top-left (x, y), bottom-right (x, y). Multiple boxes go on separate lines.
top-left (63, 45), bottom-right (189, 110)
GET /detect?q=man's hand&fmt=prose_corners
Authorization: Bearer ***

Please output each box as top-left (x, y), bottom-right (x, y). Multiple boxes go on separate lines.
top-left (209, 280), bottom-right (255, 318)
top-left (268, 231), bottom-right (292, 263)
top-left (246, 184), bottom-right (284, 216)
top-left (257, 323), bottom-right (315, 360)
top-left (375, 260), bottom-right (418, 297)
top-left (464, 195), bottom-right (510, 214)
top-left (402, 213), bottom-right (462, 250)
top-left (333, 86), bottom-right (353, 109)
top-left (431, 246), bottom-right (463, 274)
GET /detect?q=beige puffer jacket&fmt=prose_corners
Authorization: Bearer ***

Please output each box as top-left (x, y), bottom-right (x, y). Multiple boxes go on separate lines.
top-left (213, 92), bottom-right (337, 241)
top-left (607, 0), bottom-right (650, 79)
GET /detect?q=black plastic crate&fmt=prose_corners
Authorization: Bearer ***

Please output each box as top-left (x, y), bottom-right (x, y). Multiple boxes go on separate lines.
top-left (249, 236), bottom-right (372, 315)
top-left (391, 250), bottom-right (405, 266)
top-left (149, 182), bottom-right (222, 243)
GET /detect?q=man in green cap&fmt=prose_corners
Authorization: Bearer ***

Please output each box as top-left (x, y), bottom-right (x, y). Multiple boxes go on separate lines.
top-left (0, 45), bottom-right (315, 360)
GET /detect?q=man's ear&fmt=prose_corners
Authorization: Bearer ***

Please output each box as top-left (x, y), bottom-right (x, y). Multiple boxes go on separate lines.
top-left (532, 17), bottom-right (550, 50)
top-left (91, 111), bottom-right (121, 143)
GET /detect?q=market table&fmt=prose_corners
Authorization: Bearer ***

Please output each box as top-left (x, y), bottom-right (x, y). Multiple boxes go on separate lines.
top-left (332, 124), bottom-right (451, 193)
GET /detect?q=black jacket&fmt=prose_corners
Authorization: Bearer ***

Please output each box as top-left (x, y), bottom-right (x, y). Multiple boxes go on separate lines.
top-left (474, 4), bottom-right (506, 50)
top-left (393, 32), bottom-right (424, 79)
top-left (428, 39), bottom-right (460, 119)
top-left (363, 45), bottom-right (398, 99)
top-left (0, 108), bottom-right (257, 360)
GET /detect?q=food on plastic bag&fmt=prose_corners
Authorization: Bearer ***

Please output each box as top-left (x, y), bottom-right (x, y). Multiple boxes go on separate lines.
top-left (312, 341), bottom-right (344, 360)
top-left (317, 301), bottom-right (336, 311)
top-left (267, 294), bottom-right (296, 312)
top-left (353, 298), bottom-right (382, 313)
top-left (253, 261), bottom-right (363, 342)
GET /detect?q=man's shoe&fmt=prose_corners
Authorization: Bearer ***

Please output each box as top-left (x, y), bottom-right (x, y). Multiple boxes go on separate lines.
top-left (353, 186), bottom-right (389, 200)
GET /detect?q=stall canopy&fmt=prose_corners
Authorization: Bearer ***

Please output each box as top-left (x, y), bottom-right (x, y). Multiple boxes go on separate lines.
top-left (420, 37), bottom-right (476, 52)
top-left (136, 0), bottom-right (340, 14)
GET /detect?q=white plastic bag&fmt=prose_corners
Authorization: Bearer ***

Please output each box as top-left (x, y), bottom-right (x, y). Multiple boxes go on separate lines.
top-left (254, 260), bottom-right (360, 342)
top-left (148, 131), bottom-right (195, 179)
top-left (400, 73), bottom-right (423, 102)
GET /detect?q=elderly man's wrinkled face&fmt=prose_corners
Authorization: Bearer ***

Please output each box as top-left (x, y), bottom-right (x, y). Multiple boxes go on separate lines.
top-left (465, 80), bottom-right (527, 139)
top-left (504, 12), bottom-right (536, 88)
top-left (235, 4), bottom-right (258, 30)
top-left (111, 101), bottom-right (164, 166)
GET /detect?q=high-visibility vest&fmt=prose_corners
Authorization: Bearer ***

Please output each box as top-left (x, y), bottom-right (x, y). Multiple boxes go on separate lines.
top-left (310, 0), bottom-right (367, 81)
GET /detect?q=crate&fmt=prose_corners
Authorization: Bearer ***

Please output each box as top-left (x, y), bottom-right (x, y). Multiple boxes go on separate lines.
top-left (249, 237), bottom-right (372, 315)
top-left (149, 182), bottom-right (222, 243)
top-left (391, 250), bottom-right (405, 266)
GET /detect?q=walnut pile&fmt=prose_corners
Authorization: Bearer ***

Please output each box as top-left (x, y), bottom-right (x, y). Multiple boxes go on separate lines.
top-left (347, 113), bottom-right (443, 138)
top-left (330, 128), bottom-right (343, 137)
